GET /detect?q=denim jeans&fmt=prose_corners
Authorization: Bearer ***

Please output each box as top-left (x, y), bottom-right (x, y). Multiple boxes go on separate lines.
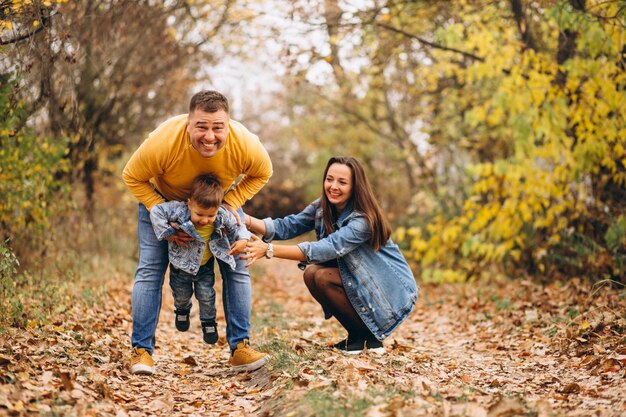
top-left (169, 258), bottom-right (216, 322)
top-left (132, 203), bottom-right (251, 353)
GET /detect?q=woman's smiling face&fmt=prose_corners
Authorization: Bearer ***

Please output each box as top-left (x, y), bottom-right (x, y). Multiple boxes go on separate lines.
top-left (324, 163), bottom-right (353, 211)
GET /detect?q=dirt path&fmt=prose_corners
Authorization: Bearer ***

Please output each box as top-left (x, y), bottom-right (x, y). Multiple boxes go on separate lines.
top-left (0, 259), bottom-right (624, 416)
top-left (249, 259), bottom-right (626, 416)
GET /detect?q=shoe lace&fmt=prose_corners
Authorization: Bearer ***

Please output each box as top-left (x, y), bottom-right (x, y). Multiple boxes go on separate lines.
top-left (131, 348), bottom-right (149, 364)
top-left (233, 340), bottom-right (256, 357)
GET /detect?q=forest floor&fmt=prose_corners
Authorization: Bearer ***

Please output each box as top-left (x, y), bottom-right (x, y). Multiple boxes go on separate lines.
top-left (0, 258), bottom-right (625, 417)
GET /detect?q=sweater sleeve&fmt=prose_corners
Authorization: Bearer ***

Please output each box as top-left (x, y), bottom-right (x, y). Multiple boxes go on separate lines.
top-left (222, 133), bottom-right (273, 209)
top-left (122, 131), bottom-right (170, 211)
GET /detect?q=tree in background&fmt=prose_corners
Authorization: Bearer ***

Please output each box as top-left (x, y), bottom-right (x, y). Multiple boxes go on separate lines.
top-left (255, 0), bottom-right (625, 282)
top-left (0, 73), bottom-right (70, 250)
top-left (0, 0), bottom-right (247, 259)
top-left (391, 0), bottom-right (626, 282)
top-left (2, 0), bottom-right (624, 282)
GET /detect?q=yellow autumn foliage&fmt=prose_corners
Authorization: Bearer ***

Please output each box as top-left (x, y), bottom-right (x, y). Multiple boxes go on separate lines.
top-left (392, 0), bottom-right (626, 282)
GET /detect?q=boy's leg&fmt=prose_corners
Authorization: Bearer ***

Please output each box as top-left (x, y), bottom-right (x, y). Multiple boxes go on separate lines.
top-left (132, 203), bottom-right (169, 354)
top-left (169, 266), bottom-right (194, 312)
top-left (195, 259), bottom-right (218, 344)
top-left (194, 258), bottom-right (217, 322)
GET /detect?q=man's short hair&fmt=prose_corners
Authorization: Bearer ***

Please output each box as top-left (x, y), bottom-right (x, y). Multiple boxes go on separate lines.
top-left (189, 173), bottom-right (224, 208)
top-left (189, 90), bottom-right (229, 114)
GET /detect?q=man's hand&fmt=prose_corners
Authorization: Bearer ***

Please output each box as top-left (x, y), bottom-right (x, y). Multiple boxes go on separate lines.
top-left (164, 222), bottom-right (194, 247)
top-left (222, 203), bottom-right (242, 226)
top-left (228, 239), bottom-right (247, 256)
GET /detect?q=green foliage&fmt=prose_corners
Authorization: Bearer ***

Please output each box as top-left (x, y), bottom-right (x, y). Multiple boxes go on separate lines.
top-left (605, 216), bottom-right (626, 253)
top-left (0, 241), bottom-right (21, 323)
top-left (391, 1), bottom-right (626, 282)
top-left (0, 75), bottom-right (71, 248)
top-left (271, 0), bottom-right (624, 282)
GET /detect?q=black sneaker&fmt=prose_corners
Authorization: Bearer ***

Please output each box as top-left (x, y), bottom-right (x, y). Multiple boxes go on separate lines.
top-left (333, 338), bottom-right (385, 354)
top-left (174, 308), bottom-right (190, 332)
top-left (201, 320), bottom-right (218, 344)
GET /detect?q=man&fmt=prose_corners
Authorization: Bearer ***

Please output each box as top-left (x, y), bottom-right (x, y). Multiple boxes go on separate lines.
top-left (123, 90), bottom-right (272, 375)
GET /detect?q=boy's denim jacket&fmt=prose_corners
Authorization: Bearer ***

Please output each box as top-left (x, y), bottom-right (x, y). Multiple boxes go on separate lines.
top-left (150, 201), bottom-right (251, 275)
top-left (262, 198), bottom-right (419, 341)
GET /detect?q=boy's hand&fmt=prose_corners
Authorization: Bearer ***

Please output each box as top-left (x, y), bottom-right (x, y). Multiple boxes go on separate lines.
top-left (228, 239), bottom-right (247, 255)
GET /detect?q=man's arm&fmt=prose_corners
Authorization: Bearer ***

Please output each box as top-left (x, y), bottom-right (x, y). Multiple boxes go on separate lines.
top-left (221, 137), bottom-right (273, 210)
top-left (122, 136), bottom-right (168, 211)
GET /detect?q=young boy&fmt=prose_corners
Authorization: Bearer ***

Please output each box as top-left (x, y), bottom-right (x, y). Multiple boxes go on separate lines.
top-left (150, 173), bottom-right (251, 344)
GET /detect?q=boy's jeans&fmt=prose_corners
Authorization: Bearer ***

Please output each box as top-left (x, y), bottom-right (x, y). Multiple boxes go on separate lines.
top-left (131, 203), bottom-right (251, 353)
top-left (169, 258), bottom-right (216, 322)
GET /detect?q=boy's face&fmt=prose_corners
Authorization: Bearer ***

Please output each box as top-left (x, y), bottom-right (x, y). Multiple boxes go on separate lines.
top-left (188, 199), bottom-right (219, 227)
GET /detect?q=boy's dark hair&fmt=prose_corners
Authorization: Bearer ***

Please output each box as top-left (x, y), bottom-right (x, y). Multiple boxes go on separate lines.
top-left (189, 90), bottom-right (229, 114)
top-left (189, 173), bottom-right (224, 208)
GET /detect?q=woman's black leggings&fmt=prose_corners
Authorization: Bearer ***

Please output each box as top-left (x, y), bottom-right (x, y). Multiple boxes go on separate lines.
top-left (303, 264), bottom-right (376, 341)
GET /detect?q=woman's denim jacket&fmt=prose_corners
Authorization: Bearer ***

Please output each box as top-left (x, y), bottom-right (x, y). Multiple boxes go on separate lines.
top-left (150, 202), bottom-right (251, 275)
top-left (262, 199), bottom-right (419, 341)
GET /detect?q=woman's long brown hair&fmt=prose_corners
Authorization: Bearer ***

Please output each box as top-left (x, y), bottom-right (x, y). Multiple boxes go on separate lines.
top-left (320, 156), bottom-right (391, 251)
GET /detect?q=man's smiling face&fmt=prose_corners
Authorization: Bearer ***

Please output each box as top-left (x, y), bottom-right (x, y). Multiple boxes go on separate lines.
top-left (187, 109), bottom-right (228, 158)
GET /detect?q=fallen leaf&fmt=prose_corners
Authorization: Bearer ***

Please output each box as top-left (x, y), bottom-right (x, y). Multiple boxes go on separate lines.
top-left (182, 356), bottom-right (197, 366)
top-left (558, 383), bottom-right (580, 394)
top-left (58, 371), bottom-right (73, 391)
top-left (488, 397), bottom-right (524, 417)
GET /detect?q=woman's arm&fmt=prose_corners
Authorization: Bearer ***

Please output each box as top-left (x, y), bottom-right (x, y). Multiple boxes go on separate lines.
top-left (244, 199), bottom-right (319, 242)
top-left (242, 235), bottom-right (305, 267)
top-left (244, 214), bottom-right (266, 235)
top-left (297, 216), bottom-right (371, 264)
top-left (242, 215), bottom-right (372, 267)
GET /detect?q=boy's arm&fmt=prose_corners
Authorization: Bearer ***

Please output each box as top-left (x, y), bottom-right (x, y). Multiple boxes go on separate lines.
top-left (149, 202), bottom-right (180, 240)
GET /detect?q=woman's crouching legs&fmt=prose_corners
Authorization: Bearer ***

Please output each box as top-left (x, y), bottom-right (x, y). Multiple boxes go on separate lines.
top-left (303, 266), bottom-right (375, 340)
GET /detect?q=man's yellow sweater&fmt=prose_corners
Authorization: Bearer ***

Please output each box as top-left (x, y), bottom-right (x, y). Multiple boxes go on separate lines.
top-left (123, 114), bottom-right (272, 211)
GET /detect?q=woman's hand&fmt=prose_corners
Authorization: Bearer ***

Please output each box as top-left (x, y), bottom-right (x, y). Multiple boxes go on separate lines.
top-left (241, 234), bottom-right (269, 267)
top-left (228, 239), bottom-right (247, 255)
top-left (165, 223), bottom-right (194, 247)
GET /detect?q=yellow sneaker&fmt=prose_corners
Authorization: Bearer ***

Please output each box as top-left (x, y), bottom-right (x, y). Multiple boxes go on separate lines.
top-left (130, 347), bottom-right (155, 375)
top-left (229, 339), bottom-right (268, 372)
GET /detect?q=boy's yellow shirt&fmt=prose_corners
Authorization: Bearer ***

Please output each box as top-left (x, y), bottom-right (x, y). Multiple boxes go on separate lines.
top-left (123, 114), bottom-right (272, 210)
top-left (196, 223), bottom-right (215, 266)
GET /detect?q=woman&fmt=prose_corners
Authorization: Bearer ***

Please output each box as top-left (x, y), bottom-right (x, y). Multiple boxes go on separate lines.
top-left (242, 156), bottom-right (419, 354)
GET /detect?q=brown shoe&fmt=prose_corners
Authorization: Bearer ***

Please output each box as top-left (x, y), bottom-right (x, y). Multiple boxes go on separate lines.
top-left (229, 339), bottom-right (268, 372)
top-left (130, 347), bottom-right (155, 375)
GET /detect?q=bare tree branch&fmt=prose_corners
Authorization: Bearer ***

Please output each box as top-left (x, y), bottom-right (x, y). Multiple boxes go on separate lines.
top-left (0, 8), bottom-right (56, 45)
top-left (376, 22), bottom-right (485, 62)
